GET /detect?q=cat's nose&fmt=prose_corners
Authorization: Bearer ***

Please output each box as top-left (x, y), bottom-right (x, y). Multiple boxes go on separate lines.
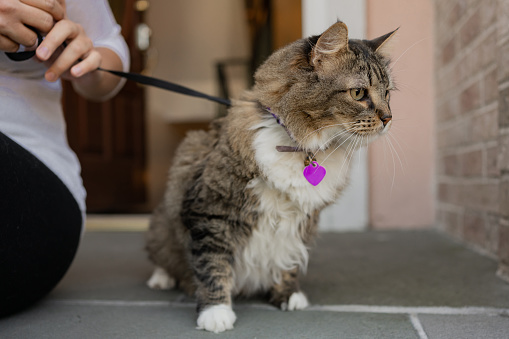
top-left (381, 114), bottom-right (392, 127)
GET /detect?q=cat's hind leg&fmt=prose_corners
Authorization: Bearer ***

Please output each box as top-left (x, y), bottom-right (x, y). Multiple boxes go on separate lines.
top-left (269, 268), bottom-right (309, 311)
top-left (147, 267), bottom-right (176, 290)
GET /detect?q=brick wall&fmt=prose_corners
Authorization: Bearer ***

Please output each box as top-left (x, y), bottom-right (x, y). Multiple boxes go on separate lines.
top-left (435, 0), bottom-right (509, 280)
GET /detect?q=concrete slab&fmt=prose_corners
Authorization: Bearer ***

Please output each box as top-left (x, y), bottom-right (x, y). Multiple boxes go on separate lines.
top-left (52, 230), bottom-right (509, 308)
top-left (419, 314), bottom-right (509, 339)
top-left (3, 229), bottom-right (508, 338)
top-left (302, 230), bottom-right (509, 307)
top-left (0, 302), bottom-right (419, 339)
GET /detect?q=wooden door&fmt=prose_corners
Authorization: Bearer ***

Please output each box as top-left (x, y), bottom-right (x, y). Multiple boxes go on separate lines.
top-left (63, 0), bottom-right (147, 212)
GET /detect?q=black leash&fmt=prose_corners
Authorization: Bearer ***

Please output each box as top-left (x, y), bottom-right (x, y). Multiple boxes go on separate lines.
top-left (97, 67), bottom-right (232, 106)
top-left (5, 29), bottom-right (232, 107)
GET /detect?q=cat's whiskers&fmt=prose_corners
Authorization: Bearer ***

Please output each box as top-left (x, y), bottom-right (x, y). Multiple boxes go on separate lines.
top-left (383, 136), bottom-right (397, 194)
top-left (309, 125), bottom-right (357, 154)
top-left (387, 131), bottom-right (407, 169)
top-left (335, 133), bottom-right (361, 186)
top-left (358, 135), bottom-right (365, 164)
top-left (312, 127), bottom-right (357, 165)
top-left (386, 134), bottom-right (404, 176)
top-left (299, 122), bottom-right (357, 150)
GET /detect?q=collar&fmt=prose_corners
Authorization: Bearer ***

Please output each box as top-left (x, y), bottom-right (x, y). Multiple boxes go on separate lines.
top-left (266, 107), bottom-right (316, 165)
top-left (266, 107), bottom-right (303, 153)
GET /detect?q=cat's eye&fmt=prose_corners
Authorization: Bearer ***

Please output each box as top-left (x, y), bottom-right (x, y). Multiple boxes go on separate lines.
top-left (385, 91), bottom-right (390, 101)
top-left (350, 88), bottom-right (366, 101)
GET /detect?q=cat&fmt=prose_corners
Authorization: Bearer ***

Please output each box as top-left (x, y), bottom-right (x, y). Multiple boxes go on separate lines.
top-left (145, 21), bottom-right (396, 333)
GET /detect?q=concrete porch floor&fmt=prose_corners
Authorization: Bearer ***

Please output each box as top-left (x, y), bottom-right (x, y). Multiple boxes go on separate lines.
top-left (1, 225), bottom-right (509, 338)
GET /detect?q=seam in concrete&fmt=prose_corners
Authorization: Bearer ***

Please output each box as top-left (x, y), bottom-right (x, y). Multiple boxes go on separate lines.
top-left (305, 304), bottom-right (509, 316)
top-left (49, 300), bottom-right (509, 316)
top-left (409, 314), bottom-right (429, 339)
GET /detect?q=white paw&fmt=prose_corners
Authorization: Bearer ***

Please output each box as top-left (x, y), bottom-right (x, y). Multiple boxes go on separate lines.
top-left (196, 304), bottom-right (236, 333)
top-left (146, 267), bottom-right (175, 290)
top-left (285, 291), bottom-right (309, 311)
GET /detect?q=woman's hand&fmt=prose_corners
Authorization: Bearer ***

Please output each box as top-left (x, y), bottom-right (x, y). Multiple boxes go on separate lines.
top-left (35, 18), bottom-right (124, 101)
top-left (0, 0), bottom-right (65, 52)
top-left (35, 19), bottom-right (102, 82)
top-left (1, 0), bottom-right (125, 101)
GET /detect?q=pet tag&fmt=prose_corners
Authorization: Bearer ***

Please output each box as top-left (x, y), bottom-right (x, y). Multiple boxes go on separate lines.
top-left (303, 161), bottom-right (326, 186)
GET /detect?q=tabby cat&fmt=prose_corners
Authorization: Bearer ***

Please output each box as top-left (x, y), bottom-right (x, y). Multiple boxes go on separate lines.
top-left (146, 21), bottom-right (396, 333)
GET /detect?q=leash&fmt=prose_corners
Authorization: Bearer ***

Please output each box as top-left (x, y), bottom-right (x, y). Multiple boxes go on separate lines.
top-left (97, 67), bottom-right (231, 106)
top-left (5, 29), bottom-right (232, 107)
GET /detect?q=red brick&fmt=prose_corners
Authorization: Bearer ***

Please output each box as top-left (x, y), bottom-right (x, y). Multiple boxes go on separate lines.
top-left (480, 33), bottom-right (497, 68)
top-left (463, 211), bottom-right (486, 248)
top-left (438, 182), bottom-right (461, 205)
top-left (437, 96), bottom-right (460, 123)
top-left (441, 39), bottom-right (456, 66)
top-left (499, 87), bottom-right (509, 128)
top-left (471, 109), bottom-right (498, 143)
top-left (460, 82), bottom-right (481, 113)
top-left (486, 146), bottom-right (500, 177)
top-left (437, 208), bottom-right (462, 238)
top-left (460, 11), bottom-right (481, 48)
top-left (447, 2), bottom-right (466, 28)
top-left (458, 49), bottom-right (482, 84)
top-left (498, 222), bottom-right (509, 269)
top-left (480, 0), bottom-right (497, 27)
top-left (460, 150), bottom-right (483, 177)
top-left (498, 1), bottom-right (509, 40)
top-left (500, 179), bottom-right (509, 218)
top-left (461, 183), bottom-right (499, 213)
top-left (500, 134), bottom-right (509, 172)
top-left (483, 69), bottom-right (498, 104)
top-left (442, 154), bottom-right (461, 176)
top-left (498, 42), bottom-right (509, 83)
top-left (486, 213), bottom-right (499, 255)
top-left (438, 120), bottom-right (469, 148)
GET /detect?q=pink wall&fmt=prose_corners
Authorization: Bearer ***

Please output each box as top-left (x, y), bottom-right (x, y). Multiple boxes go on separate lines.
top-left (367, 0), bottom-right (435, 228)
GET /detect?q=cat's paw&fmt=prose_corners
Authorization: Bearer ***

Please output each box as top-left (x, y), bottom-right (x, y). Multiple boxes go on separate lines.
top-left (146, 267), bottom-right (175, 290)
top-left (196, 304), bottom-right (236, 333)
top-left (281, 291), bottom-right (309, 311)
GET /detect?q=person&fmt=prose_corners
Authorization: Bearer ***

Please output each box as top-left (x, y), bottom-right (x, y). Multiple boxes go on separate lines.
top-left (0, 0), bottom-right (130, 316)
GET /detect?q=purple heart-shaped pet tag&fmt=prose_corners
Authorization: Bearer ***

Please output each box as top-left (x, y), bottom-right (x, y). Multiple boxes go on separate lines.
top-left (303, 161), bottom-right (326, 186)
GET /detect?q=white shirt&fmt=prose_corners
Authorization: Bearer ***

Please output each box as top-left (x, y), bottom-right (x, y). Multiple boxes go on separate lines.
top-left (0, 0), bottom-right (130, 226)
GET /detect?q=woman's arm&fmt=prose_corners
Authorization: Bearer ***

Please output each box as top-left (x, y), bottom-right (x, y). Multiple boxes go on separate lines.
top-left (35, 1), bottom-right (128, 102)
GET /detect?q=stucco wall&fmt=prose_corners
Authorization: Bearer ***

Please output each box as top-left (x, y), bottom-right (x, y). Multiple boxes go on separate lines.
top-left (367, 0), bottom-right (435, 229)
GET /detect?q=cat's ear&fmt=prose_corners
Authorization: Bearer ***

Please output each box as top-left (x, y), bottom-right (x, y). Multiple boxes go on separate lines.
top-left (367, 28), bottom-right (399, 58)
top-left (311, 21), bottom-right (349, 67)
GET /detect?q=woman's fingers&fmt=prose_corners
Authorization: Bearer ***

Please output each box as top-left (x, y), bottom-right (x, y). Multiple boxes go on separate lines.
top-left (20, 0), bottom-right (65, 21)
top-left (36, 18), bottom-right (80, 59)
top-left (37, 19), bottom-right (100, 82)
top-left (1, 22), bottom-right (39, 48)
top-left (0, 0), bottom-right (58, 49)
top-left (19, 1), bottom-right (56, 33)
top-left (0, 32), bottom-right (18, 52)
top-left (70, 49), bottom-right (101, 78)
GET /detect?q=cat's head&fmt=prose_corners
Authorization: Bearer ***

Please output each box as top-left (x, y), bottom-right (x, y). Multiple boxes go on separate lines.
top-left (253, 21), bottom-right (397, 151)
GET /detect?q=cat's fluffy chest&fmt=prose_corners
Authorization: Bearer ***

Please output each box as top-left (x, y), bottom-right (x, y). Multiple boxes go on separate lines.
top-left (250, 117), bottom-right (350, 212)
top-left (232, 119), bottom-right (350, 295)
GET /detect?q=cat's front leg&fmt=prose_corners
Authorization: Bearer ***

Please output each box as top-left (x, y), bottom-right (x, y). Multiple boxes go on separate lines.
top-left (269, 267), bottom-right (309, 311)
top-left (192, 242), bottom-right (236, 333)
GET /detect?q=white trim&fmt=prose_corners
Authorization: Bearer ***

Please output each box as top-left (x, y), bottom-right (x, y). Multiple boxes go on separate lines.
top-left (301, 0), bottom-right (368, 231)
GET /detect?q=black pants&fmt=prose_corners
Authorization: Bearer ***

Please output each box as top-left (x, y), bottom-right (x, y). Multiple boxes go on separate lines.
top-left (0, 131), bottom-right (82, 317)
